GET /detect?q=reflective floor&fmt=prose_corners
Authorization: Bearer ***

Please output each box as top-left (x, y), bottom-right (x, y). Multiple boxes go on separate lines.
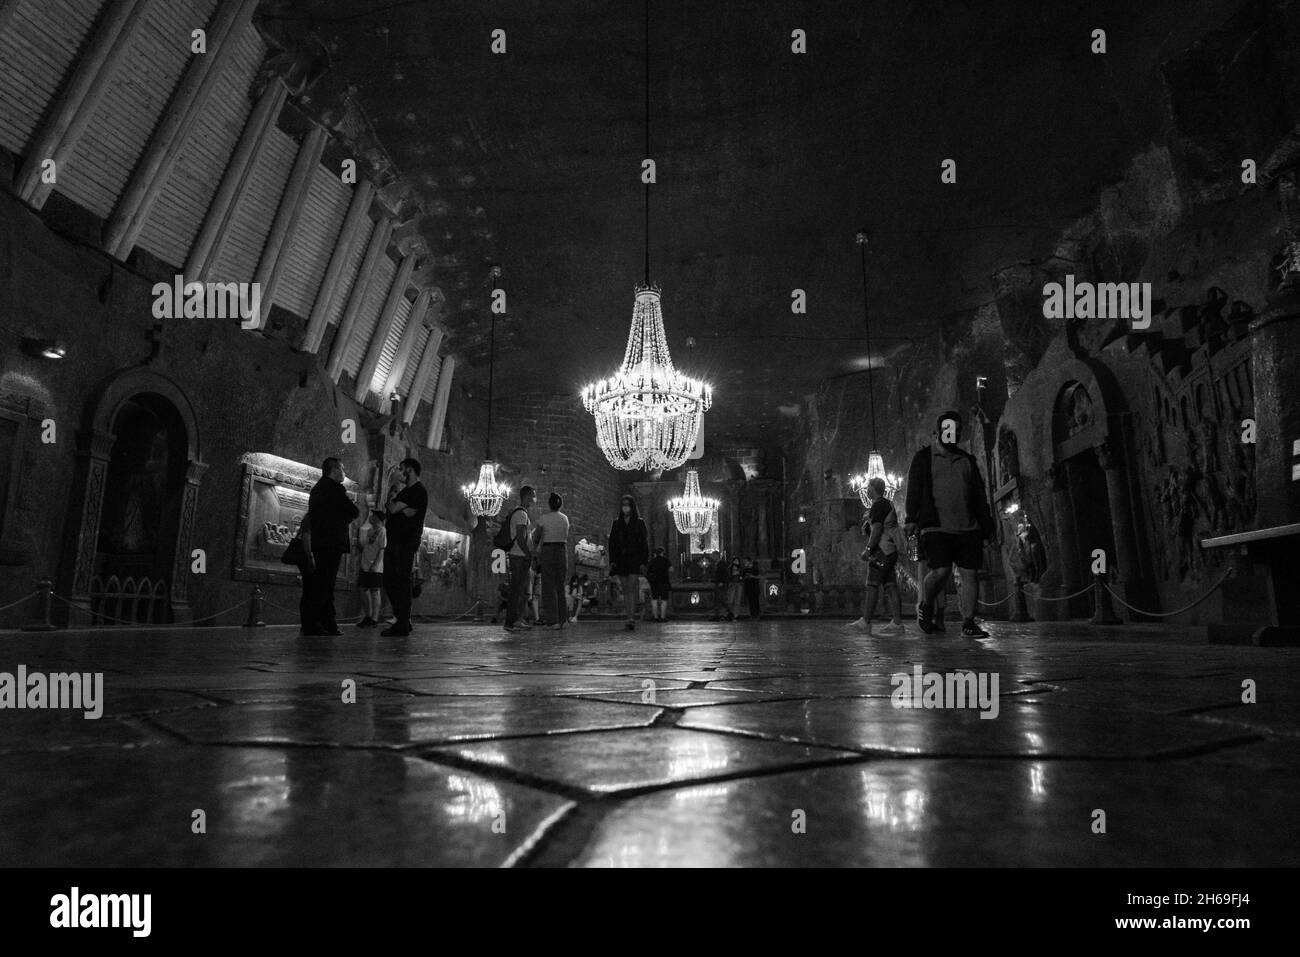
top-left (0, 619), bottom-right (1296, 867)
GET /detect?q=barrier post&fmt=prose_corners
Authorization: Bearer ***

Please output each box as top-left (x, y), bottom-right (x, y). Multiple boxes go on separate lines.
top-left (242, 584), bottom-right (266, 627)
top-left (21, 578), bottom-right (56, 631)
top-left (1009, 579), bottom-right (1033, 622)
top-left (1090, 572), bottom-right (1121, 625)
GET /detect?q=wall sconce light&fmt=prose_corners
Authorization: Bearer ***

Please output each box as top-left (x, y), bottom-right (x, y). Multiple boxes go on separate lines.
top-left (22, 337), bottom-right (66, 360)
top-left (690, 592), bottom-right (700, 605)
top-left (797, 514), bottom-right (807, 523)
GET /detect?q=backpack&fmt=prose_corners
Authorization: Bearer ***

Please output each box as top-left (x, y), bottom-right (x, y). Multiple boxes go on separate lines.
top-left (493, 507), bottom-right (525, 552)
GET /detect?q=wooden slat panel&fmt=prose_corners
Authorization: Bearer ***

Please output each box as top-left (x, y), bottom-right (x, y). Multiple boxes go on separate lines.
top-left (324, 214), bottom-right (374, 329)
top-left (0, 0), bottom-right (103, 153)
top-left (206, 126), bottom-right (294, 284)
top-left (397, 322), bottom-right (431, 396)
top-left (135, 23), bottom-right (263, 265)
top-left (422, 352), bottom-right (444, 404)
top-left (276, 164), bottom-right (349, 318)
top-left (58, 0), bottom-right (214, 217)
top-left (341, 253), bottom-right (396, 377)
top-left (369, 293), bottom-right (411, 396)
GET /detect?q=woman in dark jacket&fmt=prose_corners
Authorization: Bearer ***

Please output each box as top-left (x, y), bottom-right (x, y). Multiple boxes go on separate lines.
top-left (608, 494), bottom-right (650, 630)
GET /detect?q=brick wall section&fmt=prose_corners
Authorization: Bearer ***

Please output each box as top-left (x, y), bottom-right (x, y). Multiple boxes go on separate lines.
top-left (490, 392), bottom-right (627, 551)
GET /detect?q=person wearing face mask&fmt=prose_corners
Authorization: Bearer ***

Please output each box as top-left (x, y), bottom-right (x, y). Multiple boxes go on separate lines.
top-left (607, 494), bottom-right (649, 630)
top-left (903, 410), bottom-right (995, 639)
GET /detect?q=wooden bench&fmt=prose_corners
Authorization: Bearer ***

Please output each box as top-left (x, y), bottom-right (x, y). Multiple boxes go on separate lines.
top-left (1201, 523), bottom-right (1300, 645)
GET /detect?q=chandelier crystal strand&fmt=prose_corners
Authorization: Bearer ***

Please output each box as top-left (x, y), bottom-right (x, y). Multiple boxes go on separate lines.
top-left (669, 468), bottom-right (720, 535)
top-left (584, 287), bottom-right (712, 471)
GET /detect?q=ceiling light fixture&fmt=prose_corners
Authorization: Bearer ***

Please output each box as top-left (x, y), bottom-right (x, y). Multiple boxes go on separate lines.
top-left (21, 337), bottom-right (67, 360)
top-left (668, 468), bottom-right (719, 535)
top-left (582, 0), bottom-right (712, 472)
top-left (461, 266), bottom-right (509, 517)
top-left (850, 229), bottom-right (902, 502)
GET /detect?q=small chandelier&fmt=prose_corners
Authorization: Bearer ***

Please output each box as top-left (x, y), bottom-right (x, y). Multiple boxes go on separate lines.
top-left (583, 286), bottom-right (712, 471)
top-left (850, 452), bottom-right (903, 504)
top-left (463, 460), bottom-right (509, 518)
top-left (668, 468), bottom-right (719, 535)
top-left (463, 267), bottom-right (510, 517)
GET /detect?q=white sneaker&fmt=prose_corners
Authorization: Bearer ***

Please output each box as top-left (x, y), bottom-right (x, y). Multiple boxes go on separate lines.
top-left (848, 617), bottom-right (867, 628)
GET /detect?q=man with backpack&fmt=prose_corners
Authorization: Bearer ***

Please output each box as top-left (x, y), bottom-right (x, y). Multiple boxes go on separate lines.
top-left (851, 476), bottom-right (906, 636)
top-left (495, 485), bottom-right (536, 632)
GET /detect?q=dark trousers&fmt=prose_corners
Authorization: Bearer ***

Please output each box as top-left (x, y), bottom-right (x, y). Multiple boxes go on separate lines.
top-left (301, 549), bottom-right (342, 634)
top-left (383, 541), bottom-right (418, 630)
top-left (744, 579), bottom-right (761, 618)
top-left (506, 555), bottom-right (531, 626)
top-left (540, 544), bottom-right (567, 624)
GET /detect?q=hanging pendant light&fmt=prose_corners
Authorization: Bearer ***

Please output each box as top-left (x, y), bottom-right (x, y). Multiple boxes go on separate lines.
top-left (584, 0), bottom-right (712, 472)
top-left (668, 468), bottom-right (719, 535)
top-left (849, 229), bottom-right (902, 503)
top-left (462, 266), bottom-right (509, 517)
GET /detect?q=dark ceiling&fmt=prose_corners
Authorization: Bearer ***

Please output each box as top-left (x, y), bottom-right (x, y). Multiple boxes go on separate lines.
top-left (265, 0), bottom-right (1239, 441)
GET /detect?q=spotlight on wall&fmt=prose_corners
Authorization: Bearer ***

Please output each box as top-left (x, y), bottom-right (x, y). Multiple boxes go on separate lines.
top-left (21, 337), bottom-right (66, 360)
top-left (1004, 502), bottom-right (1020, 516)
top-left (797, 514), bottom-right (807, 524)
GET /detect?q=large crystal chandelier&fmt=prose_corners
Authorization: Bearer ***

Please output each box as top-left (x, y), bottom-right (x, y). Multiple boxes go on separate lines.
top-left (668, 468), bottom-right (719, 535)
top-left (462, 266), bottom-right (509, 517)
top-left (584, 287), bottom-right (712, 471)
top-left (464, 460), bottom-right (508, 516)
top-left (850, 453), bottom-right (903, 504)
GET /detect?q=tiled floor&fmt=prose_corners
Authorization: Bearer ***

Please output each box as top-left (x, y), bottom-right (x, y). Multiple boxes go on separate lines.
top-left (0, 619), bottom-right (1296, 867)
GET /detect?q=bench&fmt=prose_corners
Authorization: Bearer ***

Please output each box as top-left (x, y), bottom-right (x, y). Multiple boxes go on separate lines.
top-left (1201, 523), bottom-right (1300, 645)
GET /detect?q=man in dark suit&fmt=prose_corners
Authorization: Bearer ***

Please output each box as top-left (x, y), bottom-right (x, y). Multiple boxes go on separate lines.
top-left (301, 457), bottom-right (359, 637)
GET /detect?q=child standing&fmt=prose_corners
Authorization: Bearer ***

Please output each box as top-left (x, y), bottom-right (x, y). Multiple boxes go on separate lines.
top-left (646, 546), bottom-right (672, 621)
top-left (356, 510), bottom-right (386, 628)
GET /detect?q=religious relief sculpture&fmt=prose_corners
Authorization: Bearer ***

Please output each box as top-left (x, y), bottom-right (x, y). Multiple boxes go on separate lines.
top-left (996, 427), bottom-right (1020, 488)
top-left (1008, 518), bottom-right (1047, 584)
top-left (1064, 384), bottom-right (1093, 436)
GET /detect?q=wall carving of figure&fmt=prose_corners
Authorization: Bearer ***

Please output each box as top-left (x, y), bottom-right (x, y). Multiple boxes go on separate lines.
top-left (1009, 519), bottom-right (1047, 584)
top-left (996, 427), bottom-right (1020, 488)
top-left (1064, 384), bottom-right (1093, 437)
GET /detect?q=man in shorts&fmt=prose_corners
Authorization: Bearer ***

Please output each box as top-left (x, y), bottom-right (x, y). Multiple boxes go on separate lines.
top-left (903, 410), bottom-right (995, 639)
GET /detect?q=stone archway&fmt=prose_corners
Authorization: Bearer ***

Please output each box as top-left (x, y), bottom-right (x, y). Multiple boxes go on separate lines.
top-left (61, 369), bottom-right (208, 623)
top-left (1044, 359), bottom-right (1151, 619)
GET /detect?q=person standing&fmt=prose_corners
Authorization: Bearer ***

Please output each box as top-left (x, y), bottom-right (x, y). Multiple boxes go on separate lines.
top-left (567, 575), bottom-right (584, 621)
top-left (851, 477), bottom-right (905, 636)
top-left (646, 546), bottom-right (672, 621)
top-left (607, 494), bottom-right (649, 630)
top-left (709, 551), bottom-right (730, 621)
top-left (903, 410), bottom-right (995, 639)
top-left (726, 555), bottom-right (743, 621)
top-left (382, 457), bottom-right (428, 637)
top-left (355, 510), bottom-right (386, 628)
top-left (502, 486), bottom-right (536, 632)
top-left (742, 556), bottom-right (762, 620)
top-left (301, 457), bottom-right (359, 637)
top-left (531, 491), bottom-right (570, 631)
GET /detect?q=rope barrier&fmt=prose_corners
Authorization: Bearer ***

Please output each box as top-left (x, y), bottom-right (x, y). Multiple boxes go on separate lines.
top-left (0, 591), bottom-right (36, 614)
top-left (1023, 582), bottom-right (1095, 603)
top-left (50, 593), bottom-right (251, 629)
top-left (1104, 567), bottom-right (1232, 618)
top-left (977, 593), bottom-right (1014, 607)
